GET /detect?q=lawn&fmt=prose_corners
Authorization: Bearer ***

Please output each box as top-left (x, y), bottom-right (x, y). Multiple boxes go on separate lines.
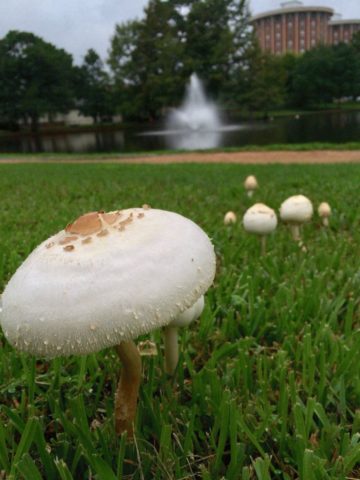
top-left (1, 163), bottom-right (360, 479)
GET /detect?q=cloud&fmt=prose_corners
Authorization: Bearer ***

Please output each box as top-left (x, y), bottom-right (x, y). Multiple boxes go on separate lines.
top-left (0, 0), bottom-right (148, 63)
top-left (0, 0), bottom-right (359, 64)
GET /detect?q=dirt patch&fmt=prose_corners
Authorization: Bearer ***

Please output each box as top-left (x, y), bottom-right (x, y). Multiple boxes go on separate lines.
top-left (1, 150), bottom-right (360, 164)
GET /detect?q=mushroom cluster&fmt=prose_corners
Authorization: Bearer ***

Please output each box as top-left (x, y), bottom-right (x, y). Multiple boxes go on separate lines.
top-left (224, 175), bottom-right (331, 253)
top-left (0, 207), bottom-right (216, 436)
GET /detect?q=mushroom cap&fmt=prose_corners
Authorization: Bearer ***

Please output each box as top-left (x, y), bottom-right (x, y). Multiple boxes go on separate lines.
top-left (170, 295), bottom-right (204, 328)
top-left (243, 203), bottom-right (277, 235)
top-left (280, 195), bottom-right (313, 224)
top-left (224, 211), bottom-right (237, 225)
top-left (318, 202), bottom-right (331, 218)
top-left (244, 175), bottom-right (258, 191)
top-left (0, 208), bottom-right (216, 358)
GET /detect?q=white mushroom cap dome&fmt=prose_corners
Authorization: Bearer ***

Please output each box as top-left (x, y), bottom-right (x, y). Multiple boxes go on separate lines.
top-left (318, 202), bottom-right (331, 218)
top-left (224, 211), bottom-right (237, 225)
top-left (243, 203), bottom-right (277, 235)
top-left (0, 208), bottom-right (216, 358)
top-left (280, 195), bottom-right (313, 224)
top-left (244, 175), bottom-right (258, 191)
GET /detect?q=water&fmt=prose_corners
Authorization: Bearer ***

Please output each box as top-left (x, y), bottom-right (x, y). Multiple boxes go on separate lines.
top-left (1, 110), bottom-right (360, 154)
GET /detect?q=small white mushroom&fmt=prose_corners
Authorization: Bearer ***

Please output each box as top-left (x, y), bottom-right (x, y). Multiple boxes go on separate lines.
top-left (224, 211), bottom-right (237, 225)
top-left (244, 175), bottom-right (258, 198)
top-left (318, 202), bottom-right (331, 227)
top-left (243, 203), bottom-right (277, 255)
top-left (280, 195), bottom-right (313, 243)
top-left (0, 208), bottom-right (216, 437)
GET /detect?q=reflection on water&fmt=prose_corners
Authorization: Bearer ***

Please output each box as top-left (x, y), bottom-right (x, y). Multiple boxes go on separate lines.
top-left (0, 130), bottom-right (125, 154)
top-left (166, 130), bottom-right (222, 150)
top-left (1, 110), bottom-right (360, 154)
top-left (139, 125), bottom-right (248, 150)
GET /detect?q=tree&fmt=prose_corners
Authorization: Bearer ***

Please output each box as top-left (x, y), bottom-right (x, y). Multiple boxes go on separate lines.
top-left (108, 0), bottom-right (252, 120)
top-left (76, 49), bottom-right (115, 123)
top-left (0, 31), bottom-right (75, 131)
top-left (228, 37), bottom-right (286, 115)
top-left (109, 2), bottom-right (185, 120)
top-left (291, 44), bottom-right (360, 107)
top-left (185, 0), bottom-right (251, 97)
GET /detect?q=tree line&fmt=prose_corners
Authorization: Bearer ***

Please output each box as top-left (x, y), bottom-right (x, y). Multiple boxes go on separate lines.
top-left (1, 0), bottom-right (360, 131)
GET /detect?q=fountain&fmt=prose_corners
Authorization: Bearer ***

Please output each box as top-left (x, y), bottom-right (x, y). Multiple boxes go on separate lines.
top-left (139, 73), bottom-right (245, 150)
top-left (167, 73), bottom-right (222, 132)
top-left (164, 74), bottom-right (222, 149)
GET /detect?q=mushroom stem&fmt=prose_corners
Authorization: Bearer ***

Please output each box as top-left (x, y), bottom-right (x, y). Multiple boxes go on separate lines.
top-left (322, 218), bottom-right (329, 227)
top-left (247, 190), bottom-right (254, 198)
top-left (163, 325), bottom-right (179, 375)
top-left (115, 340), bottom-right (142, 437)
top-left (260, 235), bottom-right (267, 256)
top-left (290, 224), bottom-right (301, 241)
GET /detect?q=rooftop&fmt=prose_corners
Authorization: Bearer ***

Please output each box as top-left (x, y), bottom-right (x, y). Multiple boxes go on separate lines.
top-left (250, 1), bottom-right (334, 22)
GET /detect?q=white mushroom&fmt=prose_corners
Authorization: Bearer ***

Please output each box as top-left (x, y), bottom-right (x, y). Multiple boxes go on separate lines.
top-left (244, 175), bottom-right (258, 198)
top-left (0, 208), bottom-right (216, 436)
top-left (318, 202), bottom-right (331, 227)
top-left (163, 295), bottom-right (204, 375)
top-left (224, 211), bottom-right (237, 225)
top-left (280, 195), bottom-right (313, 242)
top-left (243, 203), bottom-right (277, 255)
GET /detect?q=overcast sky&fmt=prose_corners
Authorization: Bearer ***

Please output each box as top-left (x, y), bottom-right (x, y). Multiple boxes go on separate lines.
top-left (0, 0), bottom-right (359, 63)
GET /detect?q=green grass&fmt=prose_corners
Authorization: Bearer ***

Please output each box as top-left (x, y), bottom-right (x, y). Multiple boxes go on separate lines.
top-left (1, 163), bottom-right (360, 479)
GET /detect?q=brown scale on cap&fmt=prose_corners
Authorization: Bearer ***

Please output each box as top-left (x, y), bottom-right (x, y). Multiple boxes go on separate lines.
top-left (118, 215), bottom-right (134, 230)
top-left (102, 212), bottom-right (121, 225)
top-left (59, 236), bottom-right (79, 245)
top-left (66, 212), bottom-right (102, 236)
top-left (65, 211), bottom-right (122, 237)
top-left (63, 245), bottom-right (75, 252)
top-left (45, 242), bottom-right (55, 249)
top-left (64, 208), bottom-right (142, 241)
top-left (97, 229), bottom-right (109, 237)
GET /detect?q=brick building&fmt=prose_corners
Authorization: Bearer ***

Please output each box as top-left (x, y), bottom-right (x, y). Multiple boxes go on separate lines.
top-left (250, 1), bottom-right (360, 55)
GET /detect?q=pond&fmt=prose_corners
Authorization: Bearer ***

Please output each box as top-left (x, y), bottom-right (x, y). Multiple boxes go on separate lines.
top-left (1, 110), bottom-right (360, 154)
